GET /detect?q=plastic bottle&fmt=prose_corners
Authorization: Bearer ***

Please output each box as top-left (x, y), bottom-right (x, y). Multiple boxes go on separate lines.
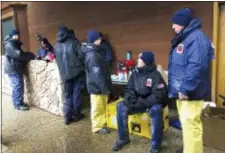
top-left (126, 50), bottom-right (132, 60)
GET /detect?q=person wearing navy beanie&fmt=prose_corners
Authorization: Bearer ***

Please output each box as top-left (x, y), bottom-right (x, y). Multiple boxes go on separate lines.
top-left (112, 50), bottom-right (168, 153)
top-left (54, 25), bottom-right (85, 125)
top-left (81, 29), bottom-right (112, 134)
top-left (172, 8), bottom-right (193, 27)
top-left (169, 8), bottom-right (215, 153)
top-left (87, 30), bottom-right (101, 44)
top-left (140, 51), bottom-right (155, 65)
top-left (9, 29), bottom-right (20, 38)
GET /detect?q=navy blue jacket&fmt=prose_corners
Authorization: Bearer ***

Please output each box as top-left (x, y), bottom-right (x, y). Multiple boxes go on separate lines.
top-left (4, 36), bottom-right (35, 74)
top-left (168, 18), bottom-right (214, 101)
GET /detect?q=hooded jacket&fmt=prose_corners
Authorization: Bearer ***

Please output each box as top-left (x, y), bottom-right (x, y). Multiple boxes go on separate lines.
top-left (54, 30), bottom-right (84, 81)
top-left (81, 43), bottom-right (112, 94)
top-left (168, 18), bottom-right (214, 101)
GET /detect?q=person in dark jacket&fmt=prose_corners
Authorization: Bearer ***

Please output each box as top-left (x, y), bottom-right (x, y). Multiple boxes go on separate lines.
top-left (36, 37), bottom-right (54, 61)
top-left (99, 32), bottom-right (113, 67)
top-left (168, 8), bottom-right (214, 153)
top-left (82, 30), bottom-right (112, 134)
top-left (112, 51), bottom-right (168, 153)
top-left (54, 26), bottom-right (85, 125)
top-left (4, 29), bottom-right (34, 111)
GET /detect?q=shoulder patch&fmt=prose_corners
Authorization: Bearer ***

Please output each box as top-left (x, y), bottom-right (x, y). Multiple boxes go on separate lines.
top-left (176, 44), bottom-right (184, 54)
top-left (92, 66), bottom-right (100, 73)
top-left (157, 83), bottom-right (165, 89)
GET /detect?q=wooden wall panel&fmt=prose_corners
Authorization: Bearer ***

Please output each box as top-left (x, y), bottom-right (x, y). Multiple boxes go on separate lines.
top-left (2, 2), bottom-right (213, 70)
top-left (14, 6), bottom-right (30, 51)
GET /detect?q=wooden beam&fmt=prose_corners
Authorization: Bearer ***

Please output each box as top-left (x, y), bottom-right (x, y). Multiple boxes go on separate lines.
top-left (211, 2), bottom-right (219, 103)
top-left (1, 11), bottom-right (14, 20)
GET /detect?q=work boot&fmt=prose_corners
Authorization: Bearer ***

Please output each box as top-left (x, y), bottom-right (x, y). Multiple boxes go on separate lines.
top-left (64, 117), bottom-right (74, 125)
top-left (149, 148), bottom-right (160, 153)
top-left (73, 113), bottom-right (85, 122)
top-left (112, 139), bottom-right (130, 151)
top-left (96, 127), bottom-right (111, 134)
top-left (16, 104), bottom-right (29, 111)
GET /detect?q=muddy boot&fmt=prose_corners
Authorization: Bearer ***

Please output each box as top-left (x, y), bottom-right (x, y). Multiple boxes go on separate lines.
top-left (112, 139), bottom-right (130, 151)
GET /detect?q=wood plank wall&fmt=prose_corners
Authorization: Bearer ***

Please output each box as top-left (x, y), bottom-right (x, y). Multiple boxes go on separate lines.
top-left (2, 2), bottom-right (213, 70)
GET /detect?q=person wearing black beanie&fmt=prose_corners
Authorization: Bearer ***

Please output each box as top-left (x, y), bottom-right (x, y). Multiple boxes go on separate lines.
top-left (169, 8), bottom-right (215, 153)
top-left (112, 51), bottom-right (168, 153)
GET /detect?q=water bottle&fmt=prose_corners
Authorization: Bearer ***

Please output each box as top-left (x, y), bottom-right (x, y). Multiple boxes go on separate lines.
top-left (126, 50), bottom-right (132, 60)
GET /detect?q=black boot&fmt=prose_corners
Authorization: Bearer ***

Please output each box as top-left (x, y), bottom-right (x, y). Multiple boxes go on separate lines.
top-left (64, 117), bottom-right (74, 125)
top-left (112, 139), bottom-right (130, 151)
top-left (73, 113), bottom-right (84, 122)
top-left (15, 104), bottom-right (29, 111)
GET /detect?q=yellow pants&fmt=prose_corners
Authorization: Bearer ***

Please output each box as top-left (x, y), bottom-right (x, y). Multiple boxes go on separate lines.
top-left (177, 100), bottom-right (204, 153)
top-left (90, 94), bottom-right (108, 133)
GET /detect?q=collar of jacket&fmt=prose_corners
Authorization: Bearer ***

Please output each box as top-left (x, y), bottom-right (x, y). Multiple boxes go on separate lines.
top-left (57, 31), bottom-right (69, 43)
top-left (10, 39), bottom-right (23, 48)
top-left (136, 63), bottom-right (156, 74)
top-left (87, 43), bottom-right (101, 51)
top-left (171, 18), bottom-right (202, 48)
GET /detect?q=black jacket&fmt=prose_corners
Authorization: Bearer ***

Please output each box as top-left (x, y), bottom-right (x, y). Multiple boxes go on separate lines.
top-left (100, 40), bottom-right (113, 66)
top-left (124, 64), bottom-right (168, 109)
top-left (54, 30), bottom-right (84, 81)
top-left (4, 36), bottom-right (35, 74)
top-left (82, 43), bottom-right (112, 95)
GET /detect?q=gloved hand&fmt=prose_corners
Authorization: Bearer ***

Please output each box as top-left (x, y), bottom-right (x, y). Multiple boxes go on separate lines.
top-left (124, 96), bottom-right (137, 106)
top-left (129, 99), bottom-right (143, 108)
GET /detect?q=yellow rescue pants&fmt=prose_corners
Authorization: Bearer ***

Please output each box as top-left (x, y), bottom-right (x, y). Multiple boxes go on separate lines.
top-left (90, 94), bottom-right (108, 133)
top-left (177, 100), bottom-right (204, 153)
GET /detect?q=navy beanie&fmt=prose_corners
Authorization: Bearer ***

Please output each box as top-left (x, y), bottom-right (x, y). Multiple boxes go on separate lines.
top-left (140, 51), bottom-right (155, 65)
top-left (87, 30), bottom-right (101, 43)
top-left (58, 26), bottom-right (68, 33)
top-left (10, 29), bottom-right (19, 37)
top-left (172, 8), bottom-right (193, 27)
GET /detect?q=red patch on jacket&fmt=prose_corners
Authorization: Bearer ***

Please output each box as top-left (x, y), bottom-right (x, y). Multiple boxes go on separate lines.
top-left (176, 44), bottom-right (184, 54)
top-left (146, 78), bottom-right (152, 87)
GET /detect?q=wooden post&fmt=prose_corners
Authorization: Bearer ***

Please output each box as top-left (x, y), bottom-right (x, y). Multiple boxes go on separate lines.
top-left (211, 2), bottom-right (219, 104)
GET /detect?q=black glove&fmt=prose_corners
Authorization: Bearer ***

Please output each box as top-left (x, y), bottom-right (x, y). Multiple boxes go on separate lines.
top-left (129, 99), bottom-right (144, 108)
